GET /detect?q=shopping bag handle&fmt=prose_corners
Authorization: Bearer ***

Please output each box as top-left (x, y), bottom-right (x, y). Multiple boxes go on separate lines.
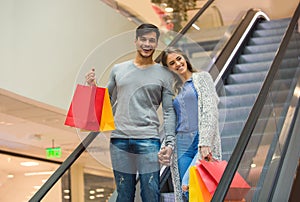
top-left (203, 153), bottom-right (219, 162)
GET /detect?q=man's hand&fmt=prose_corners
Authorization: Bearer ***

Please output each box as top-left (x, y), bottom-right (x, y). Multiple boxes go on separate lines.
top-left (158, 146), bottom-right (173, 166)
top-left (85, 68), bottom-right (96, 86)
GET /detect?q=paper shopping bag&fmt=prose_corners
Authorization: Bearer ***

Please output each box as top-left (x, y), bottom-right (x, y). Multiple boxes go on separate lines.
top-left (189, 166), bottom-right (212, 202)
top-left (196, 160), bottom-right (251, 201)
top-left (99, 88), bottom-right (115, 131)
top-left (64, 84), bottom-right (115, 132)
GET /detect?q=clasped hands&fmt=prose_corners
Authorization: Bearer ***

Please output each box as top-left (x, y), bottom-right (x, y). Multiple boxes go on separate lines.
top-left (158, 146), bottom-right (173, 166)
top-left (158, 145), bottom-right (212, 166)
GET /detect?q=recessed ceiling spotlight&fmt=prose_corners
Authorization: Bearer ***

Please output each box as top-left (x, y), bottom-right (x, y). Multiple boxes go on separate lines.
top-left (7, 174), bottom-right (14, 178)
top-left (20, 161), bottom-right (39, 167)
top-left (165, 7), bottom-right (173, 13)
top-left (0, 121), bottom-right (13, 126)
top-left (63, 189), bottom-right (70, 193)
top-left (63, 195), bottom-right (70, 199)
top-left (96, 188), bottom-right (104, 192)
top-left (96, 194), bottom-right (104, 198)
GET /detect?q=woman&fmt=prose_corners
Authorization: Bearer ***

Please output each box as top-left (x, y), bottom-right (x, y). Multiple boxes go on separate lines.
top-left (158, 47), bottom-right (222, 201)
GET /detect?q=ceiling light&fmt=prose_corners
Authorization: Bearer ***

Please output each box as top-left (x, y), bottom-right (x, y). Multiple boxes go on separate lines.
top-left (0, 121), bottom-right (13, 125)
top-left (165, 7), bottom-right (173, 13)
top-left (24, 171), bottom-right (54, 176)
top-left (96, 194), bottom-right (104, 198)
top-left (192, 24), bottom-right (200, 30)
top-left (7, 174), bottom-right (14, 178)
top-left (20, 161), bottom-right (39, 167)
top-left (89, 190), bottom-right (95, 194)
top-left (89, 195), bottom-right (95, 199)
top-left (63, 189), bottom-right (70, 193)
top-left (64, 195), bottom-right (70, 199)
top-left (250, 163), bottom-right (256, 168)
top-left (96, 188), bottom-right (104, 192)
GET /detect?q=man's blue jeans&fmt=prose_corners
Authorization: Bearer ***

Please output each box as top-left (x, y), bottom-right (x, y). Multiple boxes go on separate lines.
top-left (110, 138), bottom-right (161, 202)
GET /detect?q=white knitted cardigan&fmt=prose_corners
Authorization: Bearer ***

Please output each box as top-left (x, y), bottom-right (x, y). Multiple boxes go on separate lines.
top-left (168, 71), bottom-right (222, 202)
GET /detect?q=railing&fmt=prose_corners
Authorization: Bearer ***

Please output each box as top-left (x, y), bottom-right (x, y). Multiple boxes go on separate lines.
top-left (211, 3), bottom-right (300, 201)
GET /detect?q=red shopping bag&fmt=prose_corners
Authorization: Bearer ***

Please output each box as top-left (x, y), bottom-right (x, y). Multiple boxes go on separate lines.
top-left (64, 84), bottom-right (115, 132)
top-left (196, 160), bottom-right (250, 201)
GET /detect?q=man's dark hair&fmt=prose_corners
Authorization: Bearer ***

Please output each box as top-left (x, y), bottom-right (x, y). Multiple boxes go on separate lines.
top-left (136, 23), bottom-right (160, 40)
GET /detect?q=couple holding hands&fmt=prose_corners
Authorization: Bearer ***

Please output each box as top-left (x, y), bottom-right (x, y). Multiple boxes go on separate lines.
top-left (85, 23), bottom-right (221, 202)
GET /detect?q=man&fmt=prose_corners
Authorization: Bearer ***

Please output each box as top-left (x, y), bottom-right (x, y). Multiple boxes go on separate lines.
top-left (85, 23), bottom-right (175, 202)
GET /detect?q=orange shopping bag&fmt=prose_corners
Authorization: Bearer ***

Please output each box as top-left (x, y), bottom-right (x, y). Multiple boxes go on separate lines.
top-left (196, 160), bottom-right (251, 201)
top-left (189, 165), bottom-right (212, 202)
top-left (64, 84), bottom-right (115, 132)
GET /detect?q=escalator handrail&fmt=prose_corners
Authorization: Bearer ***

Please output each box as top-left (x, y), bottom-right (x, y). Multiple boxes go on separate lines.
top-left (211, 3), bottom-right (300, 201)
top-left (212, 9), bottom-right (269, 83)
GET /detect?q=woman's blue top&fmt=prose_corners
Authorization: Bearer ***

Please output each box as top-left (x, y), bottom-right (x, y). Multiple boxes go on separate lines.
top-left (173, 78), bottom-right (198, 133)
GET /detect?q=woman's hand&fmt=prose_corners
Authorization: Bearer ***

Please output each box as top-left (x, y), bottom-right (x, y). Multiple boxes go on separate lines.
top-left (200, 146), bottom-right (212, 161)
top-left (85, 68), bottom-right (96, 86)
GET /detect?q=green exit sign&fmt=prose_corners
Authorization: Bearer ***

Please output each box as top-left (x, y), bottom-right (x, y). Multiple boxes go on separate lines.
top-left (46, 147), bottom-right (62, 158)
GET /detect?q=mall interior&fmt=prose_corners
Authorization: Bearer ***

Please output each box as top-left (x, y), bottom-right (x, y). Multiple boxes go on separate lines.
top-left (0, 0), bottom-right (299, 201)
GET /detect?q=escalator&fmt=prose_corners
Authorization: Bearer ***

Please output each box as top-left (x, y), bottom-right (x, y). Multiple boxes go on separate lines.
top-left (214, 14), bottom-right (300, 201)
top-left (218, 17), bottom-right (294, 162)
top-left (29, 1), bottom-right (300, 202)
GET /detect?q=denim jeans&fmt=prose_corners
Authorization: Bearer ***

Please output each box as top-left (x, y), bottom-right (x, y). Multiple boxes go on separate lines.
top-left (176, 131), bottom-right (199, 201)
top-left (110, 138), bottom-right (161, 202)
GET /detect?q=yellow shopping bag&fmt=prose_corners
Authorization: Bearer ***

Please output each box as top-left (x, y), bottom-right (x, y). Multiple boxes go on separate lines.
top-left (99, 88), bottom-right (115, 131)
top-left (189, 165), bottom-right (212, 202)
